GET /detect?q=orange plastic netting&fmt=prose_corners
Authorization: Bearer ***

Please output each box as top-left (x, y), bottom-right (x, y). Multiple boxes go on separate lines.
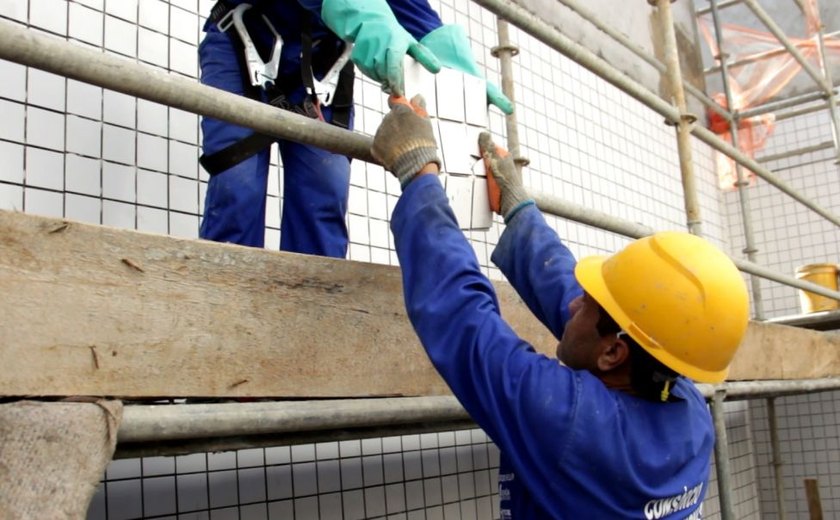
top-left (697, 0), bottom-right (839, 189)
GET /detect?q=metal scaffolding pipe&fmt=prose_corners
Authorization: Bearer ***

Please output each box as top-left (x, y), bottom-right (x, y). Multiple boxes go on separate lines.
top-left (494, 18), bottom-right (529, 170)
top-left (557, 0), bottom-right (731, 123)
top-left (118, 397), bottom-right (470, 444)
top-left (696, 377), bottom-right (840, 400)
top-left (757, 141), bottom-right (835, 164)
top-left (773, 102), bottom-right (834, 123)
top-left (740, 88), bottom-right (836, 119)
top-left (815, 25), bottom-right (840, 164)
top-left (710, 0), bottom-right (764, 318)
top-left (742, 0), bottom-right (833, 94)
top-left (734, 257), bottom-right (840, 302)
top-left (470, 0), bottom-right (840, 229)
top-left (112, 378), bottom-right (840, 453)
top-left (0, 20), bottom-right (376, 163)
top-left (532, 192), bottom-right (653, 239)
top-left (696, 0), bottom-right (745, 17)
top-left (711, 389), bottom-right (736, 520)
top-left (657, 0), bottom-right (704, 236)
top-left (704, 30), bottom-right (840, 76)
top-left (767, 397), bottom-right (788, 520)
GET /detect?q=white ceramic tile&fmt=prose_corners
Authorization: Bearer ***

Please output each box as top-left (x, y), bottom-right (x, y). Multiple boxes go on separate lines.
top-left (137, 168), bottom-right (168, 207)
top-left (170, 6), bottom-right (197, 45)
top-left (105, 15), bottom-right (138, 57)
top-left (0, 60), bottom-right (27, 102)
top-left (170, 38), bottom-right (197, 77)
top-left (105, 0), bottom-right (137, 22)
top-left (66, 115), bottom-right (102, 157)
top-left (0, 183), bottom-right (23, 211)
top-left (69, 3), bottom-right (103, 46)
top-left (138, 27), bottom-right (168, 67)
top-left (0, 0), bottom-right (27, 21)
top-left (438, 120), bottom-right (472, 175)
top-left (137, 99), bottom-right (168, 135)
top-left (103, 199), bottom-right (135, 229)
top-left (348, 184), bottom-right (366, 215)
top-left (369, 218), bottom-right (390, 249)
top-left (169, 141), bottom-right (197, 178)
top-left (171, 0), bottom-right (198, 13)
top-left (25, 187), bottom-right (63, 218)
top-left (66, 154), bottom-right (101, 196)
top-left (102, 124), bottom-right (135, 164)
top-left (349, 242), bottom-right (370, 262)
top-left (137, 133), bottom-right (168, 172)
top-left (0, 100), bottom-right (25, 142)
top-left (103, 162), bottom-right (135, 202)
top-left (75, 0), bottom-right (103, 9)
top-left (443, 174), bottom-right (472, 229)
top-left (65, 193), bottom-right (101, 224)
top-left (348, 213), bottom-right (369, 244)
top-left (30, 0), bottom-right (67, 34)
top-left (168, 174), bottom-right (197, 213)
top-left (435, 67), bottom-right (465, 122)
top-left (0, 141), bottom-right (25, 183)
top-left (463, 74), bottom-right (488, 127)
top-left (27, 69), bottom-right (66, 111)
top-left (25, 147), bottom-right (64, 190)
top-left (471, 176), bottom-right (493, 230)
top-left (169, 108), bottom-right (197, 144)
top-left (26, 107), bottom-right (65, 151)
top-left (169, 211), bottom-right (198, 238)
top-left (367, 190), bottom-right (388, 221)
top-left (138, 0), bottom-right (168, 33)
top-left (402, 55), bottom-right (437, 117)
top-left (265, 194), bottom-right (280, 228)
top-left (67, 80), bottom-right (102, 119)
top-left (104, 90), bottom-right (136, 127)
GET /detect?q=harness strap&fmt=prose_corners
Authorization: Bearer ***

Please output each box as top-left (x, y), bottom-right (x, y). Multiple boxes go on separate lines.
top-left (200, 0), bottom-right (355, 176)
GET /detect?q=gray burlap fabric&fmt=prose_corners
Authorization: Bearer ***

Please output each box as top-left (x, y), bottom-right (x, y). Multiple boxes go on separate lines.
top-left (0, 400), bottom-right (123, 519)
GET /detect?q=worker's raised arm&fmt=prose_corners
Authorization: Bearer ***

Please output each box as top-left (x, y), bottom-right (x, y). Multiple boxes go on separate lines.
top-left (480, 134), bottom-right (584, 340)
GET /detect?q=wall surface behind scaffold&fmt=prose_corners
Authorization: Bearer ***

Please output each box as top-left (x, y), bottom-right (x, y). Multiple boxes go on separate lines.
top-left (3, 0), bottom-right (838, 518)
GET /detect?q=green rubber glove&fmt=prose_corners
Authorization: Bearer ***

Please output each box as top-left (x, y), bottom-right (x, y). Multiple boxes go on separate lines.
top-left (420, 24), bottom-right (514, 115)
top-left (321, 0), bottom-right (441, 95)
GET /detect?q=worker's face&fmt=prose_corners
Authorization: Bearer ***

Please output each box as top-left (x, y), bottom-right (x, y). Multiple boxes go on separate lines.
top-left (556, 293), bottom-right (613, 370)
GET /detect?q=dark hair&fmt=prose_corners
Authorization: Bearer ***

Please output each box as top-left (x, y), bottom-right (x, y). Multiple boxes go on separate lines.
top-left (596, 306), bottom-right (678, 402)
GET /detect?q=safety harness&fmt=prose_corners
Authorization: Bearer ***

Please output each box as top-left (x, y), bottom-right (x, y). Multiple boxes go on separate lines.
top-left (199, 1), bottom-right (355, 176)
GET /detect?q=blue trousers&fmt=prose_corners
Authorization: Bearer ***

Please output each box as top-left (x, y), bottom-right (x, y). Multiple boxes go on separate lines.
top-left (198, 29), bottom-right (351, 257)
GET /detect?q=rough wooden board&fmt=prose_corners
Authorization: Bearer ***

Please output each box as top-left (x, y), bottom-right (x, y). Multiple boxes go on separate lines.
top-left (729, 321), bottom-right (840, 381)
top-left (3, 210), bottom-right (840, 398)
top-left (0, 210), bottom-right (555, 398)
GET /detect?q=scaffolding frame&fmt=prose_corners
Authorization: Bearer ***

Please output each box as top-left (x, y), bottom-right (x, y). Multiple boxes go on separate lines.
top-left (1, 0), bottom-right (840, 517)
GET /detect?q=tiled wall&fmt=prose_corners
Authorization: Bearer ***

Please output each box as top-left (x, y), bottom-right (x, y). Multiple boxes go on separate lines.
top-left (3, 0), bottom-right (828, 518)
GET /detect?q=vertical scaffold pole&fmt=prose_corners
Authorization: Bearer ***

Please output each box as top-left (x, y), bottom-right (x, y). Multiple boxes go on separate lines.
top-left (493, 18), bottom-right (530, 172)
top-left (654, 0), bottom-right (703, 236)
top-left (709, 0), bottom-right (765, 319)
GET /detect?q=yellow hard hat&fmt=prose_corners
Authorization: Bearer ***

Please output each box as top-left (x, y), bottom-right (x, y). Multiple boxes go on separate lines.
top-left (574, 232), bottom-right (749, 384)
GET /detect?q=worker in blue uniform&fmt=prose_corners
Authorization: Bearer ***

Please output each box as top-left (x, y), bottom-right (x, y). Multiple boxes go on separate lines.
top-left (370, 95), bottom-right (750, 519)
top-left (198, 0), bottom-right (513, 255)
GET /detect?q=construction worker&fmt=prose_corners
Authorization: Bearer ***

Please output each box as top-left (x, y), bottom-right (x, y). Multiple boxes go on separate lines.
top-left (371, 95), bottom-right (750, 518)
top-left (198, 0), bottom-right (513, 255)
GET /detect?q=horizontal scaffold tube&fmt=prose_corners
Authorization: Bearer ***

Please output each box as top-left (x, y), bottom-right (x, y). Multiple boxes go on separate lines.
top-left (0, 20), bottom-right (376, 163)
top-left (1, 21), bottom-right (838, 302)
top-left (117, 379), bottom-right (840, 446)
top-left (470, 0), bottom-right (840, 229)
top-left (119, 397), bottom-right (470, 443)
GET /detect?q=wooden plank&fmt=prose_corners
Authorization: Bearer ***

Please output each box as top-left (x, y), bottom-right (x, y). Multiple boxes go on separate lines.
top-left (804, 478), bottom-right (823, 520)
top-left (0, 210), bottom-right (554, 398)
top-left (2, 210), bottom-right (840, 398)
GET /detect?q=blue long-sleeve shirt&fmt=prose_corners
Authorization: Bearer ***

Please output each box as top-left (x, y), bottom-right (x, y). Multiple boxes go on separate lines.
top-left (391, 174), bottom-right (714, 519)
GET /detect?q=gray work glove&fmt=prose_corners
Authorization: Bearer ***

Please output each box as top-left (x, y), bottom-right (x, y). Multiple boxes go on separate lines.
top-left (478, 132), bottom-right (533, 222)
top-left (371, 95), bottom-right (441, 189)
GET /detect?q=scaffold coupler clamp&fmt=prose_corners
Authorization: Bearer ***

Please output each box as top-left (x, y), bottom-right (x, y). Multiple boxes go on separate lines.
top-left (218, 3), bottom-right (283, 90)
